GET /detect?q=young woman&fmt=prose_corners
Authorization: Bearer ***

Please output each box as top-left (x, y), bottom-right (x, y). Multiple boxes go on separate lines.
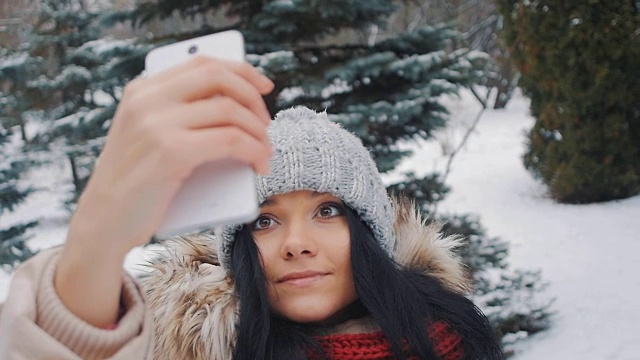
top-left (0, 57), bottom-right (504, 359)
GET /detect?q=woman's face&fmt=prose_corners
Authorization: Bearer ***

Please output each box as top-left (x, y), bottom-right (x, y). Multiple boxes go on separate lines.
top-left (251, 190), bottom-right (357, 325)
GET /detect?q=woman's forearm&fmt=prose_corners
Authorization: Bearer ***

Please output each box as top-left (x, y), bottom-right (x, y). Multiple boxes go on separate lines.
top-left (54, 217), bottom-right (130, 328)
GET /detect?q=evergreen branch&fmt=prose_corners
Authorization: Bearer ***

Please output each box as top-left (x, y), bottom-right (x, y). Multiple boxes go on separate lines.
top-left (145, 22), bottom-right (243, 45)
top-left (4, 137), bottom-right (106, 165)
top-left (291, 43), bottom-right (371, 55)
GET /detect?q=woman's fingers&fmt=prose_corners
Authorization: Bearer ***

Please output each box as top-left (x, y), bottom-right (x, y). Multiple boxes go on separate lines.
top-left (217, 58), bottom-right (274, 94)
top-left (150, 56), bottom-right (272, 92)
top-left (145, 56), bottom-right (273, 121)
top-left (56, 53), bottom-right (276, 283)
top-left (112, 57), bottom-right (276, 177)
top-left (164, 65), bottom-right (272, 123)
top-left (168, 97), bottom-right (271, 144)
top-left (185, 126), bottom-right (274, 175)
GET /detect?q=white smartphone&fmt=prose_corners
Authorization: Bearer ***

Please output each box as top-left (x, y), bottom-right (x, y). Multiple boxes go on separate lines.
top-left (145, 30), bottom-right (259, 239)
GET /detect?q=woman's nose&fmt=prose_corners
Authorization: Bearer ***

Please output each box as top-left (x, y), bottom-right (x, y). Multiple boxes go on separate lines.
top-left (280, 222), bottom-right (318, 259)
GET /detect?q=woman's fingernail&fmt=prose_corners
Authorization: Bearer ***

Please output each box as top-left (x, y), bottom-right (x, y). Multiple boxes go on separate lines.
top-left (260, 75), bottom-right (274, 89)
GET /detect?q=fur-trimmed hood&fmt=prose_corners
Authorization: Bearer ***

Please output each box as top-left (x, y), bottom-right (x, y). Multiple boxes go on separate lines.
top-left (139, 196), bottom-right (470, 360)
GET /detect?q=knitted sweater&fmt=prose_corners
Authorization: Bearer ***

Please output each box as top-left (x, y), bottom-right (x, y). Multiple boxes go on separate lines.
top-left (313, 321), bottom-right (464, 360)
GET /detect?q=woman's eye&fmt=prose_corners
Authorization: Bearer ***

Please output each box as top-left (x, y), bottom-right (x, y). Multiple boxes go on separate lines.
top-left (316, 204), bottom-right (343, 218)
top-left (253, 216), bottom-right (275, 230)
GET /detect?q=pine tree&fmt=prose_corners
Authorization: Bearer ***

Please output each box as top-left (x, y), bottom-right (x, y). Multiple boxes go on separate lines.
top-left (0, 50), bottom-right (39, 266)
top-left (23, 0), bottom-right (149, 209)
top-left (496, 0), bottom-right (640, 203)
top-left (0, 35), bottom-right (44, 142)
top-left (385, 0), bottom-right (519, 109)
top-left (0, 127), bottom-right (38, 267)
top-left (441, 215), bottom-right (551, 354)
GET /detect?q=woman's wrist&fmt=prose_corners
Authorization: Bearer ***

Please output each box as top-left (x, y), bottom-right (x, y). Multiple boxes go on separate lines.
top-left (55, 224), bottom-right (130, 328)
top-left (67, 183), bottom-right (143, 258)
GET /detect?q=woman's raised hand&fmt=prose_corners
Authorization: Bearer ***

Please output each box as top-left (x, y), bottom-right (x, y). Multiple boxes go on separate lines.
top-left (73, 56), bottom-right (273, 254)
top-left (55, 57), bottom-right (274, 327)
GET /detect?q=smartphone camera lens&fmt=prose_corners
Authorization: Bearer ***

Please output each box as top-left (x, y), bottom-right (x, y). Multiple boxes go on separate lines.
top-left (188, 45), bottom-right (198, 54)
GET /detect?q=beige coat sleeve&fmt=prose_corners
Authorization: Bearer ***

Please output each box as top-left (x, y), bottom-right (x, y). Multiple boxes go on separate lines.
top-left (0, 247), bottom-right (155, 360)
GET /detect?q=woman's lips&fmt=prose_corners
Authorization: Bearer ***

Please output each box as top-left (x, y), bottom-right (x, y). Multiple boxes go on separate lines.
top-left (277, 271), bottom-right (328, 287)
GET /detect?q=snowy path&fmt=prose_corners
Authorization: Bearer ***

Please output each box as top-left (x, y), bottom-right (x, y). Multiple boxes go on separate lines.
top-left (403, 93), bottom-right (640, 359)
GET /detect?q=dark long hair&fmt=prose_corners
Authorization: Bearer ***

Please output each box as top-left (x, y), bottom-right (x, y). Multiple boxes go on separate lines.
top-left (230, 206), bottom-right (505, 360)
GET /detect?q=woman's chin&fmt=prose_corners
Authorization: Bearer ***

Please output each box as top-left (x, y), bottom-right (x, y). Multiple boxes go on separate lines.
top-left (278, 307), bottom-right (334, 324)
top-left (277, 300), bottom-right (365, 327)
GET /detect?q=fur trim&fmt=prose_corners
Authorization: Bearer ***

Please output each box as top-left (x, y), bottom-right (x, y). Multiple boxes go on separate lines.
top-left (139, 235), bottom-right (237, 360)
top-left (140, 195), bottom-right (470, 359)
top-left (391, 196), bottom-right (471, 293)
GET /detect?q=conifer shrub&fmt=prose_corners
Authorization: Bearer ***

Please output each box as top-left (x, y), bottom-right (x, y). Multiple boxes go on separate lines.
top-left (496, 0), bottom-right (640, 203)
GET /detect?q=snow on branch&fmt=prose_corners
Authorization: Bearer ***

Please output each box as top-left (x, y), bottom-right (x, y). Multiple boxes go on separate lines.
top-left (27, 66), bottom-right (92, 90)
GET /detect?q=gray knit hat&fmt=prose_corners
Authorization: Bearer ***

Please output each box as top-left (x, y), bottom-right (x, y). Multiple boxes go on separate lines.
top-left (216, 106), bottom-right (395, 269)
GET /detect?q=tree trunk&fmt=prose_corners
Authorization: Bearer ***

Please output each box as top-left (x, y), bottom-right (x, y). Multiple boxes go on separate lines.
top-left (19, 119), bottom-right (28, 143)
top-left (492, 59), bottom-right (519, 109)
top-left (68, 154), bottom-right (81, 196)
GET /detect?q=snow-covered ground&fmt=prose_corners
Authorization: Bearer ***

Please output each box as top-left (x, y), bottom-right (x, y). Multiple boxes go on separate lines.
top-left (394, 91), bottom-right (640, 359)
top-left (1, 90), bottom-right (639, 359)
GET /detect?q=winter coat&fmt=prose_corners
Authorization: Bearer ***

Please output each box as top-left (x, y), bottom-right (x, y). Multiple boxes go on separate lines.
top-left (0, 196), bottom-right (470, 359)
